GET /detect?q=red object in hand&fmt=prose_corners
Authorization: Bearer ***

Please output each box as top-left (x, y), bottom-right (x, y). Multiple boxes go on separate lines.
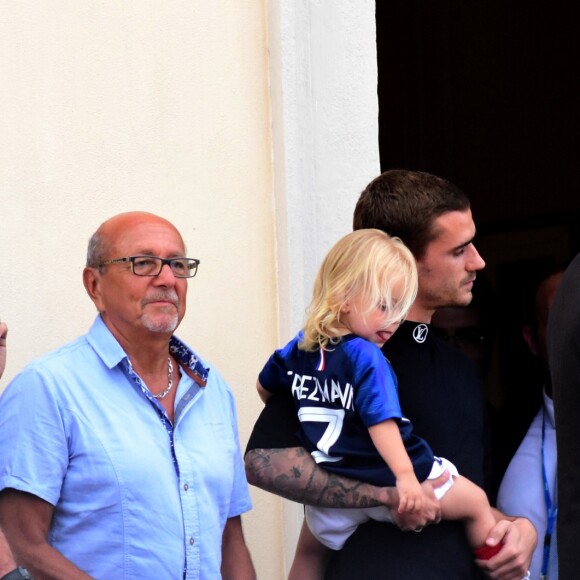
top-left (473, 542), bottom-right (503, 560)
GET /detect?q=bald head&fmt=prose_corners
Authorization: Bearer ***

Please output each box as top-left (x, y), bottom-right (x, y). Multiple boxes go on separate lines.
top-left (83, 211), bottom-right (189, 342)
top-left (87, 212), bottom-right (185, 269)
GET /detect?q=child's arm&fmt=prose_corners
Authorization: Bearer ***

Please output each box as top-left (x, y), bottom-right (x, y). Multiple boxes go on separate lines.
top-left (368, 419), bottom-right (424, 513)
top-left (256, 380), bottom-right (273, 404)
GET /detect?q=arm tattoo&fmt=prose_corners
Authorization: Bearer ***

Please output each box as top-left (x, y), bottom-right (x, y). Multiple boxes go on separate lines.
top-left (245, 447), bottom-right (394, 509)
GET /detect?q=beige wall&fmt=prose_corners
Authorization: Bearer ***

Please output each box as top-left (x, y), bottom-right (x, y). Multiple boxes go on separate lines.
top-left (0, 2), bottom-right (379, 578)
top-left (0, 1), bottom-right (282, 577)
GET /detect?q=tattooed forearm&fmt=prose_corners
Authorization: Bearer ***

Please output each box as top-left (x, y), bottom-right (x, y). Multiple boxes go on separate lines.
top-left (245, 447), bottom-right (395, 509)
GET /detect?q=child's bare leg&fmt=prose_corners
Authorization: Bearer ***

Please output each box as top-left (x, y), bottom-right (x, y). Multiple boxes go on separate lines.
top-left (288, 519), bottom-right (331, 580)
top-left (438, 475), bottom-right (497, 550)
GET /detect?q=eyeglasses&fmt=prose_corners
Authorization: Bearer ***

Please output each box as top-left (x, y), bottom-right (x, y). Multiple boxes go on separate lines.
top-left (97, 256), bottom-right (200, 278)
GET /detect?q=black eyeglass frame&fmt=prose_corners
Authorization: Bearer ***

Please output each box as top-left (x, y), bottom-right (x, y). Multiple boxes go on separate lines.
top-left (97, 255), bottom-right (200, 278)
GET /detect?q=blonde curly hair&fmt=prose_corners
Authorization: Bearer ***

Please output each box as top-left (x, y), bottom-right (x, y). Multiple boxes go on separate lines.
top-left (300, 229), bottom-right (418, 351)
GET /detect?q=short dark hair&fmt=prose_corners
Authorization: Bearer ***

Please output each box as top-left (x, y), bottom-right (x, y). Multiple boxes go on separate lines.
top-left (353, 169), bottom-right (470, 259)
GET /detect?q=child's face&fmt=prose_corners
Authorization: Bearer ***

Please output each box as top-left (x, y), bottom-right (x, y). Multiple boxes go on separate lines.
top-left (341, 293), bottom-right (402, 347)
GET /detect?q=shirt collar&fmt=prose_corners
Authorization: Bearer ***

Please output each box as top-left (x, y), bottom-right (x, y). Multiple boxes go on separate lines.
top-left (87, 315), bottom-right (209, 387)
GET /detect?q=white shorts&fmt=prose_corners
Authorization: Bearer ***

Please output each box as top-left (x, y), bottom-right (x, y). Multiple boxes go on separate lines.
top-left (306, 456), bottom-right (458, 550)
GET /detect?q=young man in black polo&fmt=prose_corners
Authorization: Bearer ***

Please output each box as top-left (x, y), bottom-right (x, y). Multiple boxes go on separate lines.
top-left (245, 170), bottom-right (536, 579)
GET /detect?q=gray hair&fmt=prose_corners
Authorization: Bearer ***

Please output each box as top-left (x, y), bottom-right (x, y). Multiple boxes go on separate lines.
top-left (86, 231), bottom-right (110, 270)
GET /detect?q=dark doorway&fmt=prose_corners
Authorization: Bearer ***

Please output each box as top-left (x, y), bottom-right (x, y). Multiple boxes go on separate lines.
top-left (376, 2), bottom-right (580, 226)
top-left (376, 1), bottom-right (580, 495)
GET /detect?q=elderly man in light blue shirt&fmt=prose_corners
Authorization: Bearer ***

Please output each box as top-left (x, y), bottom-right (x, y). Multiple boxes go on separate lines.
top-left (0, 212), bottom-right (255, 579)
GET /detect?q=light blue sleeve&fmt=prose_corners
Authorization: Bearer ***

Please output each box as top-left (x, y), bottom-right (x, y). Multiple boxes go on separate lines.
top-left (0, 365), bottom-right (69, 506)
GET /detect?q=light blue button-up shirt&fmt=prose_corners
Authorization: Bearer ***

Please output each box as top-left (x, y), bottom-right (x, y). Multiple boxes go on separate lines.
top-left (0, 316), bottom-right (252, 579)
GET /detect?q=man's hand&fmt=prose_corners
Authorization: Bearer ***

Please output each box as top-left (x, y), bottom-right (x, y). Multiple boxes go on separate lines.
top-left (388, 472), bottom-right (447, 531)
top-left (475, 516), bottom-right (537, 579)
top-left (0, 322), bottom-right (7, 379)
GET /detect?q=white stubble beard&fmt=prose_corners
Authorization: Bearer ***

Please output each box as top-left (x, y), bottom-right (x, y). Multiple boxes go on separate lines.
top-left (142, 310), bottom-right (179, 333)
top-left (141, 290), bottom-right (181, 333)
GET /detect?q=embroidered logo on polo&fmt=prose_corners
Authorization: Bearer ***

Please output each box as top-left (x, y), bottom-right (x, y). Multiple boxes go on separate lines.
top-left (412, 324), bottom-right (429, 343)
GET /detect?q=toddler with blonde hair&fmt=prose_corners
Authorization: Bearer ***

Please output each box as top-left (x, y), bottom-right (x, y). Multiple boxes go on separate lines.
top-left (257, 229), bottom-right (501, 579)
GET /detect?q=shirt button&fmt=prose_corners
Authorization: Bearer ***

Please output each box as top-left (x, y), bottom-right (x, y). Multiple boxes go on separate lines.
top-left (189, 537), bottom-right (195, 545)
top-left (184, 483), bottom-right (189, 491)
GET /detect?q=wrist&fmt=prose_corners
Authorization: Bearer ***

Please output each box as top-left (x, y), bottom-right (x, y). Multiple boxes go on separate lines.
top-left (396, 467), bottom-right (416, 478)
top-left (379, 486), bottom-right (398, 508)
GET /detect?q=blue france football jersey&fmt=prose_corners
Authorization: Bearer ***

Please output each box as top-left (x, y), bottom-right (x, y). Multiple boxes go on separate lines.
top-left (258, 332), bottom-right (434, 486)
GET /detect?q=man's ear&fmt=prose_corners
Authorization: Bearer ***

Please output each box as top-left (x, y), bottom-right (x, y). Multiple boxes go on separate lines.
top-left (83, 267), bottom-right (104, 312)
